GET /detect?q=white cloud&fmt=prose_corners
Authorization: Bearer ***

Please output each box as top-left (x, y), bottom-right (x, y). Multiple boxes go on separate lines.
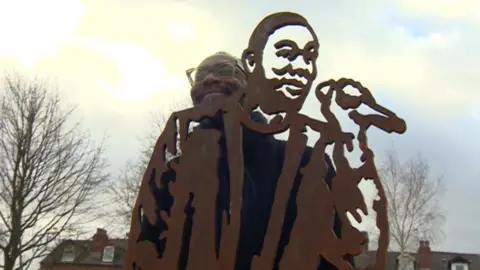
top-left (400, 0), bottom-right (480, 21)
top-left (0, 0), bottom-right (85, 65)
top-left (79, 38), bottom-right (188, 102)
top-left (294, 1), bottom-right (480, 115)
top-left (1, 0), bottom-right (477, 113)
top-left (168, 21), bottom-right (196, 41)
top-left (472, 110), bottom-right (480, 120)
top-left (0, 0), bottom-right (227, 114)
top-left (319, 28), bottom-right (467, 110)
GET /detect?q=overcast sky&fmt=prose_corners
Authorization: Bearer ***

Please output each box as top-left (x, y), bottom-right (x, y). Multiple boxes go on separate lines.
top-left (0, 0), bottom-right (479, 256)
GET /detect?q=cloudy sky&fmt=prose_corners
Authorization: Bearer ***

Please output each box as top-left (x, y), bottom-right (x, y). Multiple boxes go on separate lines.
top-left (0, 0), bottom-right (479, 255)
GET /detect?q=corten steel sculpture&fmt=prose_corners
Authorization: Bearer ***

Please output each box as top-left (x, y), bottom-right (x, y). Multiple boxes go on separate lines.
top-left (124, 12), bottom-right (407, 270)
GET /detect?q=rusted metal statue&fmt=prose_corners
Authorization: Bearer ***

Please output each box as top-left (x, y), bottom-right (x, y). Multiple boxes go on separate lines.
top-left (124, 12), bottom-right (407, 270)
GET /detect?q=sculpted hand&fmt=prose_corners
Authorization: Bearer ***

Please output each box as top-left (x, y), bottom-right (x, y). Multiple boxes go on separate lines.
top-left (331, 176), bottom-right (367, 224)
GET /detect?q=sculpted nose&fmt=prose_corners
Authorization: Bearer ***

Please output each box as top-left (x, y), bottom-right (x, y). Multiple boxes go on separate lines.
top-left (288, 55), bottom-right (312, 73)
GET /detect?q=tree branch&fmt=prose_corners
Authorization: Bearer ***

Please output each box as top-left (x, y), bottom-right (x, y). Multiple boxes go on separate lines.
top-left (0, 73), bottom-right (108, 270)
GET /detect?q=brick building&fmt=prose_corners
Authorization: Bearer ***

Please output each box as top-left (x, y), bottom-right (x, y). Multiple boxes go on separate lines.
top-left (355, 239), bottom-right (480, 270)
top-left (40, 229), bottom-right (127, 270)
top-left (41, 228), bottom-right (478, 270)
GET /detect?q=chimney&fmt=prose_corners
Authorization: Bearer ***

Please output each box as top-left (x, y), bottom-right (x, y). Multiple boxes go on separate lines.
top-left (417, 240), bottom-right (431, 270)
top-left (91, 228), bottom-right (110, 252)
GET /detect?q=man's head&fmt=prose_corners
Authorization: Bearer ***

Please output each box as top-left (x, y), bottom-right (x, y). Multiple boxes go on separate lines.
top-left (242, 12), bottom-right (319, 114)
top-left (188, 51), bottom-right (247, 106)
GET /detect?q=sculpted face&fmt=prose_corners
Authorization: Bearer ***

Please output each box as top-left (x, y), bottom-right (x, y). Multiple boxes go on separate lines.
top-left (263, 25), bottom-right (318, 101)
top-left (244, 25), bottom-right (319, 114)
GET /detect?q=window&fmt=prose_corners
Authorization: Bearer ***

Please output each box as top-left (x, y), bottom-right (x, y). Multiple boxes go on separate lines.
top-left (61, 246), bottom-right (75, 262)
top-left (452, 263), bottom-right (468, 270)
top-left (397, 253), bottom-right (415, 270)
top-left (102, 246), bottom-right (115, 262)
top-left (400, 261), bottom-right (414, 270)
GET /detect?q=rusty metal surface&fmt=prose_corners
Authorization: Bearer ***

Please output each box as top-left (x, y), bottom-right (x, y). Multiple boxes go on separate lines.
top-left (124, 11), bottom-right (407, 270)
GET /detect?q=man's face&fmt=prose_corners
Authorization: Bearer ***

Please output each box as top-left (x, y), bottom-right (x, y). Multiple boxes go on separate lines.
top-left (261, 25), bottom-right (318, 105)
top-left (189, 54), bottom-right (246, 106)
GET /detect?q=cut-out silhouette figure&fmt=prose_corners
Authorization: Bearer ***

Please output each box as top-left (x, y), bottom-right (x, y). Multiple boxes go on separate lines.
top-left (124, 11), bottom-right (407, 270)
top-left (239, 12), bottom-right (352, 270)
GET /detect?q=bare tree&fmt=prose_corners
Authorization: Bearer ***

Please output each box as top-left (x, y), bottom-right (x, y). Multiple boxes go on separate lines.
top-left (0, 74), bottom-right (108, 270)
top-left (107, 101), bottom-right (191, 232)
top-left (377, 148), bottom-right (445, 253)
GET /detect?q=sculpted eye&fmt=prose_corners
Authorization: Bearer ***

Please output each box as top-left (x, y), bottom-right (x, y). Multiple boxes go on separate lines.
top-left (303, 43), bottom-right (317, 63)
top-left (276, 49), bottom-right (292, 58)
top-left (305, 44), bottom-right (315, 53)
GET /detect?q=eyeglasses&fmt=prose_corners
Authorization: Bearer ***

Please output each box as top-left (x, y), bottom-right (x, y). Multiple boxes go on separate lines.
top-left (186, 60), bottom-right (247, 86)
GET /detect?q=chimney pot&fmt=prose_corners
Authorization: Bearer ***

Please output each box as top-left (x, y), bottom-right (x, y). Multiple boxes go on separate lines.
top-left (417, 240), bottom-right (431, 269)
top-left (91, 228), bottom-right (109, 252)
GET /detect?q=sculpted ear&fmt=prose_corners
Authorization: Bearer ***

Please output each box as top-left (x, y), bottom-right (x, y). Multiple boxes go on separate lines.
top-left (241, 49), bottom-right (256, 73)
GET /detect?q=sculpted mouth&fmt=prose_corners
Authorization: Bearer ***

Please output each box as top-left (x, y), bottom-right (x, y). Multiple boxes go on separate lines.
top-left (278, 79), bottom-right (304, 88)
top-left (271, 70), bottom-right (310, 95)
top-left (285, 86), bottom-right (303, 97)
top-left (272, 78), bottom-right (305, 98)
top-left (272, 67), bottom-right (310, 85)
top-left (275, 78), bottom-right (305, 89)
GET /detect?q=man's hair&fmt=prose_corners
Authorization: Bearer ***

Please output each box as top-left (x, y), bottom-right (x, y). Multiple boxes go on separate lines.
top-left (211, 51), bottom-right (236, 58)
top-left (246, 12), bottom-right (317, 53)
top-left (207, 51), bottom-right (245, 72)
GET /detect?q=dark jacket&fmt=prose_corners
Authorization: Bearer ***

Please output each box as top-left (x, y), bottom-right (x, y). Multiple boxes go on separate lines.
top-left (141, 112), bottom-right (355, 270)
top-left (214, 112), bottom-right (355, 270)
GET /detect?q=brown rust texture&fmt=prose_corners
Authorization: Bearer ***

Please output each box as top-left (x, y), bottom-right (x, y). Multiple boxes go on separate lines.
top-left (124, 11), bottom-right (407, 270)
